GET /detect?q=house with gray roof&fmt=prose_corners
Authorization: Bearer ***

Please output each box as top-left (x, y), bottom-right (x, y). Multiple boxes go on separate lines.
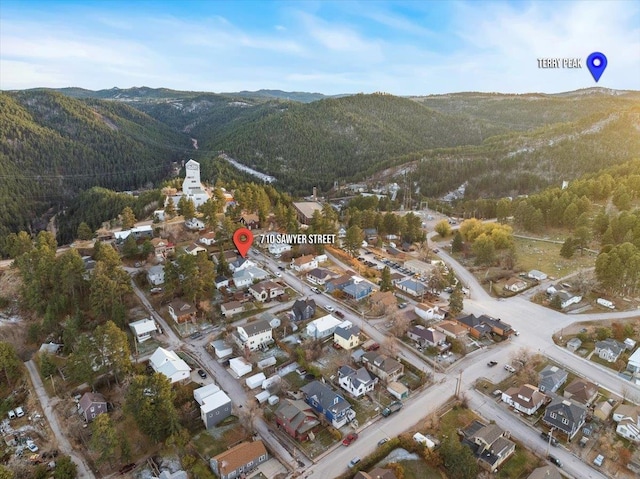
top-left (542, 396), bottom-right (587, 441)
top-left (361, 352), bottom-right (404, 384)
top-left (274, 399), bottom-right (320, 442)
top-left (290, 299), bottom-right (316, 322)
top-left (538, 365), bottom-right (568, 393)
top-left (338, 365), bottom-right (377, 398)
top-left (595, 339), bottom-right (625, 363)
top-left (300, 381), bottom-right (354, 428)
top-left (396, 278), bottom-right (426, 297)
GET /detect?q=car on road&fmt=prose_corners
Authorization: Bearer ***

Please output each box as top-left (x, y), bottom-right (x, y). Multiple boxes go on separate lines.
top-left (504, 364), bottom-right (516, 373)
top-left (594, 454), bottom-right (604, 466)
top-left (26, 440), bottom-right (38, 453)
top-left (342, 433), bottom-right (358, 446)
top-left (487, 361), bottom-right (498, 367)
top-left (513, 330), bottom-right (520, 336)
top-left (541, 432), bottom-right (558, 446)
top-left (325, 305), bottom-right (335, 312)
top-left (197, 369), bottom-right (207, 379)
top-left (348, 457), bottom-right (361, 468)
top-left (278, 266), bottom-right (285, 271)
top-left (433, 248), bottom-right (440, 253)
top-left (378, 437), bottom-right (390, 446)
top-left (335, 310), bottom-right (345, 319)
top-left (311, 287), bottom-right (320, 294)
top-left (274, 271), bottom-right (282, 277)
top-left (547, 455), bottom-right (562, 467)
top-left (190, 331), bottom-right (203, 339)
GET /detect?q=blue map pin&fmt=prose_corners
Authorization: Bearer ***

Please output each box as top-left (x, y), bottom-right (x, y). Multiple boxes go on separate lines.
top-left (587, 52), bottom-right (607, 82)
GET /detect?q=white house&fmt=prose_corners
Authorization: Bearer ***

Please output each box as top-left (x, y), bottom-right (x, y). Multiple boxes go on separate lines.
top-left (184, 243), bottom-right (207, 256)
top-left (555, 291), bottom-right (582, 309)
top-left (614, 405), bottom-right (640, 442)
top-left (268, 243), bottom-right (291, 256)
top-left (504, 277), bottom-right (527, 293)
top-left (221, 301), bottom-right (244, 318)
top-left (291, 255), bottom-right (318, 272)
top-left (129, 318), bottom-right (159, 343)
top-left (233, 267), bottom-right (269, 289)
top-left (114, 225), bottom-right (153, 242)
top-left (181, 159), bottom-right (210, 208)
top-left (249, 280), bottom-right (285, 302)
top-left (501, 384), bottom-right (547, 416)
top-left (235, 319), bottom-right (273, 351)
top-left (147, 265), bottom-right (165, 286)
top-left (627, 348), bottom-right (640, 375)
top-left (306, 315), bottom-right (343, 340)
top-left (185, 217), bottom-right (205, 231)
top-left (229, 257), bottom-right (255, 273)
top-left (528, 269), bottom-right (548, 281)
top-left (199, 232), bottom-right (216, 246)
top-left (229, 357), bottom-right (252, 377)
top-left (595, 339), bottom-right (625, 363)
top-left (414, 302), bottom-right (445, 321)
top-left (338, 365), bottom-right (377, 398)
top-left (194, 383), bottom-right (232, 429)
top-left (149, 347), bottom-right (191, 383)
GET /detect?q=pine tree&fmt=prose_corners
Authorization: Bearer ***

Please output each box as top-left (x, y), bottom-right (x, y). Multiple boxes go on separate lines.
top-left (121, 207), bottom-right (136, 230)
top-left (448, 284), bottom-right (464, 317)
top-left (165, 197), bottom-right (176, 218)
top-left (380, 266), bottom-right (393, 292)
top-left (451, 231), bottom-right (463, 253)
top-left (76, 222), bottom-right (93, 241)
top-left (560, 237), bottom-right (575, 259)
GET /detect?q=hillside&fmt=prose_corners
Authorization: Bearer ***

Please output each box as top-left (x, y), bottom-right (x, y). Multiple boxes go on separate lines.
top-left (412, 89), bottom-right (640, 131)
top-left (0, 90), bottom-right (190, 239)
top-left (198, 93), bottom-right (504, 193)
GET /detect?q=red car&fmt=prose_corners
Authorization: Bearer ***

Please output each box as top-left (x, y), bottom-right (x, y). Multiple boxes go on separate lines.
top-left (342, 433), bottom-right (358, 446)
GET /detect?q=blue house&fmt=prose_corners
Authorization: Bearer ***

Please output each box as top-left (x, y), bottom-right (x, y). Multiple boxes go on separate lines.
top-left (397, 278), bottom-right (427, 297)
top-left (300, 381), bottom-right (354, 428)
top-left (343, 282), bottom-right (373, 300)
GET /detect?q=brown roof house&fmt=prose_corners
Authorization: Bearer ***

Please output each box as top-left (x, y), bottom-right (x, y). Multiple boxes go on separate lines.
top-left (210, 440), bottom-right (269, 479)
top-left (527, 466), bottom-right (562, 479)
top-left (434, 320), bottom-right (467, 339)
top-left (501, 384), bottom-right (548, 415)
top-left (461, 421), bottom-right (516, 472)
top-left (361, 352), bottom-right (404, 384)
top-left (504, 277), bottom-right (527, 293)
top-left (168, 299), bottom-right (197, 323)
top-left (239, 213), bottom-right (260, 230)
top-left (78, 392), bottom-right (108, 422)
top-left (563, 379), bottom-right (598, 406)
top-left (274, 399), bottom-right (320, 442)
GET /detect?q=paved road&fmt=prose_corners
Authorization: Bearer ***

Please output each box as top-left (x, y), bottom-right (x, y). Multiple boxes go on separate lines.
top-left (25, 360), bottom-right (95, 479)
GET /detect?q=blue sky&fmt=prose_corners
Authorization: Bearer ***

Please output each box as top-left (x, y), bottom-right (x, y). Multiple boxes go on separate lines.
top-left (1, 0), bottom-right (639, 95)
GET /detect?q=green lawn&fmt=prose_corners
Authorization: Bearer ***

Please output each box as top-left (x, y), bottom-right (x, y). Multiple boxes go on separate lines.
top-left (498, 446), bottom-right (542, 479)
top-left (514, 237), bottom-right (595, 279)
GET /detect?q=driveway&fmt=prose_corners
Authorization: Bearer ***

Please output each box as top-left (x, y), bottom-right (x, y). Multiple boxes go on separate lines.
top-left (25, 360), bottom-right (95, 479)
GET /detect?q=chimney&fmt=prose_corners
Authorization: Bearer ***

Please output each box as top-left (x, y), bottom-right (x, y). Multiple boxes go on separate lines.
top-left (312, 186), bottom-right (317, 201)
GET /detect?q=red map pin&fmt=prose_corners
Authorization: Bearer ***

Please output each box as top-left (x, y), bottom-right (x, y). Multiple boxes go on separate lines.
top-left (233, 227), bottom-right (254, 258)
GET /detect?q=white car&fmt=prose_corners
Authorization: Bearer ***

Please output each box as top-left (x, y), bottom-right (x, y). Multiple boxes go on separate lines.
top-left (15, 406), bottom-right (24, 418)
top-left (504, 364), bottom-right (516, 373)
top-left (26, 440), bottom-right (38, 452)
top-left (325, 305), bottom-right (335, 312)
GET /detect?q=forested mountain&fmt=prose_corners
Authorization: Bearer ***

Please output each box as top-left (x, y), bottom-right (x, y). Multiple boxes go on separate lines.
top-left (0, 90), bottom-right (190, 239)
top-left (221, 89), bottom-right (337, 103)
top-left (412, 89), bottom-right (640, 131)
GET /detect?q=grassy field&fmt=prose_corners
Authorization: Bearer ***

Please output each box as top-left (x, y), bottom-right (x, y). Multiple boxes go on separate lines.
top-left (514, 237), bottom-right (596, 278)
top-left (498, 446), bottom-right (542, 479)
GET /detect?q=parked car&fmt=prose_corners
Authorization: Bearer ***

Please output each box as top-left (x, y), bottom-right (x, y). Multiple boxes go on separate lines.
top-left (548, 455), bottom-right (562, 467)
top-left (7, 410), bottom-right (16, 420)
top-left (14, 406), bottom-right (24, 418)
top-left (325, 305), bottom-right (335, 312)
top-left (311, 287), bottom-right (320, 294)
top-left (342, 433), bottom-right (358, 446)
top-left (513, 330), bottom-right (520, 336)
top-left (378, 437), bottom-right (390, 446)
top-left (275, 272), bottom-right (282, 277)
top-left (26, 441), bottom-right (38, 453)
top-left (504, 364), bottom-right (516, 373)
top-left (197, 369), bottom-right (207, 379)
top-left (190, 332), bottom-right (203, 340)
top-left (150, 287), bottom-right (163, 294)
top-left (349, 457), bottom-right (361, 468)
top-left (541, 432), bottom-right (558, 446)
top-left (487, 361), bottom-right (498, 367)
top-left (277, 266), bottom-right (285, 271)
top-left (335, 311), bottom-right (345, 319)
top-left (594, 454), bottom-right (604, 466)
top-left (365, 342), bottom-right (380, 351)
top-left (398, 302), bottom-right (408, 309)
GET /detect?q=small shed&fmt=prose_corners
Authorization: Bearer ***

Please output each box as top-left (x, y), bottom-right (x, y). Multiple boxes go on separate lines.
top-left (211, 340), bottom-right (233, 359)
top-left (246, 373), bottom-right (267, 390)
top-left (387, 381), bottom-right (409, 400)
top-left (258, 357), bottom-right (277, 370)
top-left (567, 337), bottom-right (582, 352)
top-left (255, 390), bottom-right (270, 404)
top-left (262, 375), bottom-right (281, 390)
top-left (268, 395), bottom-right (280, 406)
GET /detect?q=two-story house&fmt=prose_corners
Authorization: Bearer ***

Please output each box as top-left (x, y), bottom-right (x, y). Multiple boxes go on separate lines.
top-left (334, 325), bottom-right (361, 350)
top-left (613, 404), bottom-right (640, 442)
top-left (234, 319), bottom-right (273, 351)
top-left (210, 441), bottom-right (269, 479)
top-left (290, 299), bottom-right (316, 322)
top-left (361, 352), bottom-right (404, 384)
top-left (414, 302), bottom-right (445, 321)
top-left (249, 280), bottom-right (285, 302)
top-left (147, 264), bottom-right (165, 285)
top-left (538, 365), bottom-right (568, 393)
top-left (500, 384), bottom-right (548, 415)
top-left (268, 243), bottom-right (291, 256)
top-left (291, 254), bottom-right (318, 272)
top-left (194, 383), bottom-right (232, 429)
top-left (239, 213), bottom-right (260, 230)
top-left (595, 339), bottom-right (625, 363)
top-left (542, 397), bottom-right (587, 441)
top-left (300, 381), bottom-right (354, 428)
top-left (229, 257), bottom-right (254, 273)
top-left (274, 399), bottom-right (320, 442)
top-left (168, 300), bottom-right (197, 324)
top-left (78, 392), bottom-right (108, 423)
top-left (461, 421), bottom-right (516, 472)
top-left (306, 314), bottom-right (343, 340)
top-left (338, 365), bottom-right (377, 398)
top-left (150, 237), bottom-right (175, 258)
top-left (199, 232), bottom-right (217, 246)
